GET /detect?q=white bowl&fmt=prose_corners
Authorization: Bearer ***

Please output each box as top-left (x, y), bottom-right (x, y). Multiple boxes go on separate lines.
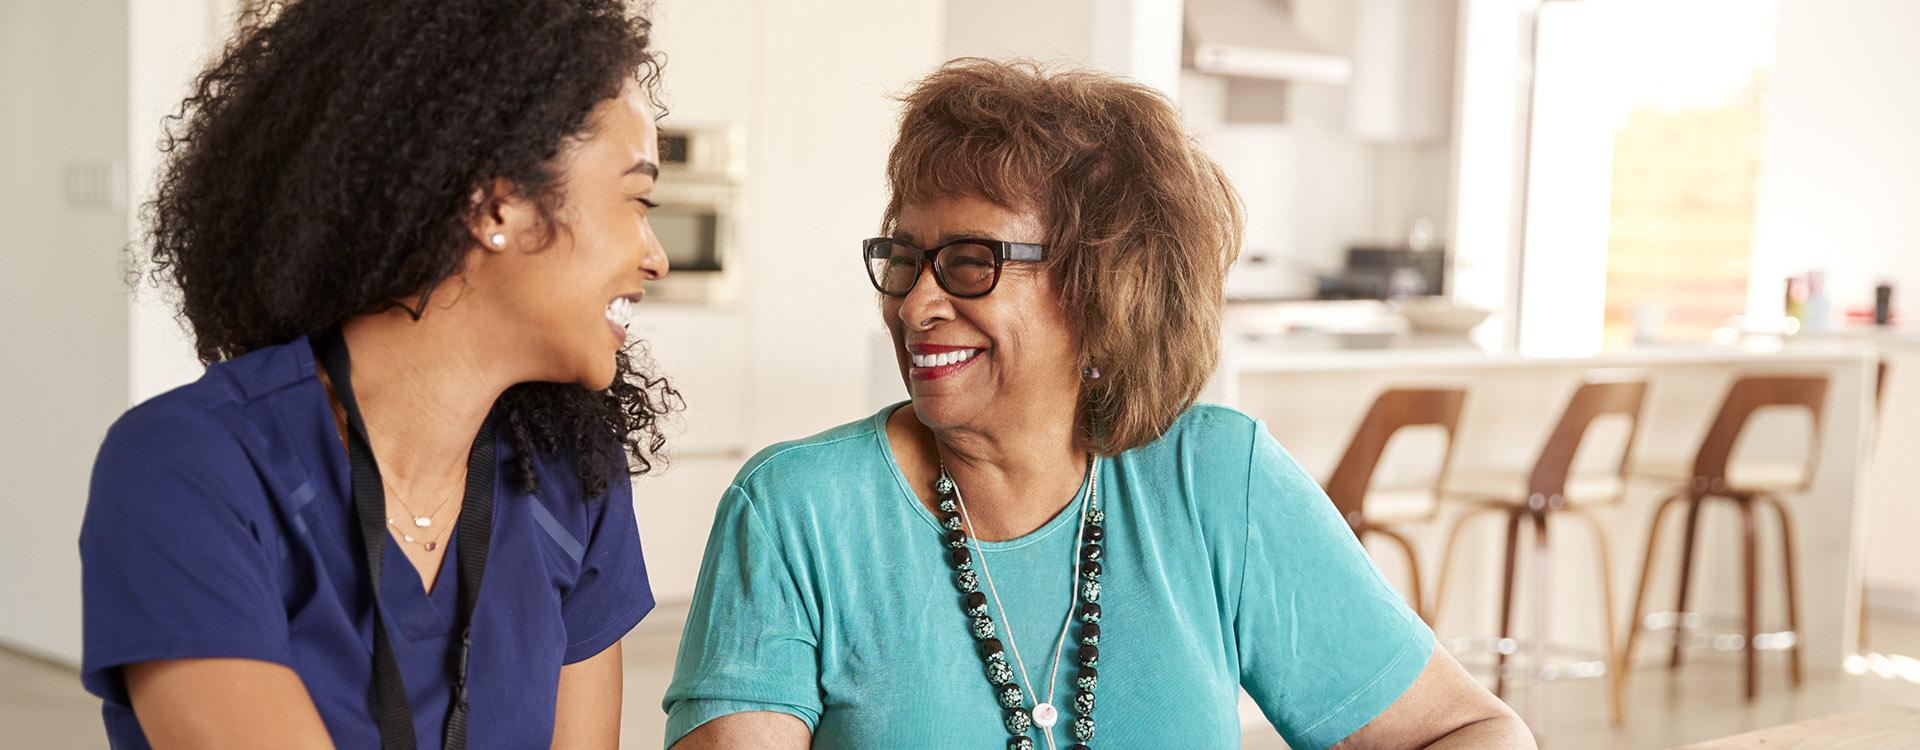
top-left (1392, 299), bottom-right (1491, 334)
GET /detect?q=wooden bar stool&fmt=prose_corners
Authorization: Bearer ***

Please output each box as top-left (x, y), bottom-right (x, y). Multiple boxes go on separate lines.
top-left (1622, 374), bottom-right (1826, 702)
top-left (1323, 387), bottom-right (1467, 623)
top-left (1433, 375), bottom-right (1648, 727)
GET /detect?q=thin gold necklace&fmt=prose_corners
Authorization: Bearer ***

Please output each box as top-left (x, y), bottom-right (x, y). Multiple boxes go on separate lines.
top-left (385, 473), bottom-right (462, 551)
top-left (390, 479), bottom-right (459, 531)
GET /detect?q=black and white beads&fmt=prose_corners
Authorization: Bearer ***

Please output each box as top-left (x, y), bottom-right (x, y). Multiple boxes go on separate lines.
top-left (939, 471), bottom-right (1105, 749)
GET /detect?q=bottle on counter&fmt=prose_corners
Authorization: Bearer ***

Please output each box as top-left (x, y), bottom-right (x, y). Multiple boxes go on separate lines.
top-left (1876, 282), bottom-right (1895, 326)
top-left (1804, 271), bottom-right (1830, 332)
top-left (1785, 274), bottom-right (1809, 328)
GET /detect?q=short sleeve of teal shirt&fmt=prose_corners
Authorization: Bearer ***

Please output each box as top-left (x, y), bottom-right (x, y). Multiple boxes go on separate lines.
top-left (1237, 421), bottom-right (1436, 749)
top-left (663, 405), bottom-right (1432, 749)
top-left (663, 484), bottom-right (823, 740)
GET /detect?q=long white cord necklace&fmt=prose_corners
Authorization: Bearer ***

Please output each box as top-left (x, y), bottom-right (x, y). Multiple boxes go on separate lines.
top-left (951, 456), bottom-right (1098, 750)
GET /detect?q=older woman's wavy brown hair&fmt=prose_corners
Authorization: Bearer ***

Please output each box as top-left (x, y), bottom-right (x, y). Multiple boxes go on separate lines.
top-left (883, 58), bottom-right (1244, 454)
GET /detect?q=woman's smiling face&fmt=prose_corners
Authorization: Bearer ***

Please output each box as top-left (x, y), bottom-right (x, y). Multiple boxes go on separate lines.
top-left (477, 81), bottom-right (669, 391)
top-left (882, 196), bottom-right (1082, 434)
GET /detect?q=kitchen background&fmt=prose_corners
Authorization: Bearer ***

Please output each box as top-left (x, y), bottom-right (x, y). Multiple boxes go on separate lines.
top-left (3, 0), bottom-right (1918, 747)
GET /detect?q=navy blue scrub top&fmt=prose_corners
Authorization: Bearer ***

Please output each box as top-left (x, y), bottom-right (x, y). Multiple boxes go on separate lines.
top-left (79, 335), bottom-right (655, 748)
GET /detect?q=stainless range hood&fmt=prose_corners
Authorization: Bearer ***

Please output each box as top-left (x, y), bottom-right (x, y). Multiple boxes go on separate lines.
top-left (1185, 0), bottom-right (1352, 85)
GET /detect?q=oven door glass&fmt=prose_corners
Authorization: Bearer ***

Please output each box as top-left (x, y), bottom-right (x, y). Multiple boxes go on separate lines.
top-left (651, 205), bottom-right (721, 272)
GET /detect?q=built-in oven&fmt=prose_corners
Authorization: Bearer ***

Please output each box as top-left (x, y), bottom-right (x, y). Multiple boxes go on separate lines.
top-left (647, 125), bottom-right (744, 304)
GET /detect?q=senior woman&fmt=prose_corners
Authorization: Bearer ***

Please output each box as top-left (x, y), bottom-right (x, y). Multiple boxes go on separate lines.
top-left (665, 59), bottom-right (1531, 749)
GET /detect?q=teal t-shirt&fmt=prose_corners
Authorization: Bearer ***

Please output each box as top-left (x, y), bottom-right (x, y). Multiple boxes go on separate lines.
top-left (664, 403), bottom-right (1433, 749)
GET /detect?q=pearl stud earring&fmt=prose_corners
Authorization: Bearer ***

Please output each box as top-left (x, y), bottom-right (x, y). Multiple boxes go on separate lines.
top-left (488, 233), bottom-right (507, 248)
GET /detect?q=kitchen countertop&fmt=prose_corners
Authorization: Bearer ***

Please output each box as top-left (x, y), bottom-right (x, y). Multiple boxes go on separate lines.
top-left (1220, 339), bottom-right (1877, 373)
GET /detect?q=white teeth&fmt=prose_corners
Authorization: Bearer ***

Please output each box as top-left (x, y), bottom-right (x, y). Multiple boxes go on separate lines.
top-left (911, 349), bottom-right (980, 368)
top-left (604, 297), bottom-right (635, 326)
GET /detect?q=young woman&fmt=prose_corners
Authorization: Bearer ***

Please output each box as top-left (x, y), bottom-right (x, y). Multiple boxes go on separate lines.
top-left (80, 0), bottom-right (677, 746)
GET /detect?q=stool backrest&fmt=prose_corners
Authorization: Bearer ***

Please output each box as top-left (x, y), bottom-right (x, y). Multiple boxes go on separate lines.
top-left (1528, 377), bottom-right (1649, 501)
top-left (1691, 374), bottom-right (1829, 492)
top-left (1326, 388), bottom-right (1466, 524)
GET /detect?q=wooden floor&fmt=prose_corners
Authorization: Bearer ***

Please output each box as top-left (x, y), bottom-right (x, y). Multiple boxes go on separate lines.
top-left (6, 611), bottom-right (1918, 748)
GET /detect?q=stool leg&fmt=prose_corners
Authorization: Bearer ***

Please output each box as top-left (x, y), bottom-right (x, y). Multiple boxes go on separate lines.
top-left (1371, 526), bottom-right (1427, 624)
top-left (1671, 498), bottom-right (1705, 669)
top-left (1860, 580), bottom-right (1871, 653)
top-left (1625, 493), bottom-right (1685, 682)
top-left (1434, 501), bottom-right (1509, 625)
top-left (1495, 509), bottom-right (1524, 698)
top-left (1526, 510), bottom-right (1551, 734)
top-left (1742, 498), bottom-right (1760, 702)
top-left (1569, 507), bottom-right (1624, 727)
top-left (1762, 494), bottom-right (1805, 687)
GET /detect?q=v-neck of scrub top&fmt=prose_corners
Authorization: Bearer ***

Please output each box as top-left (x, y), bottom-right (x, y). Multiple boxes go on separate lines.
top-left (382, 530), bottom-right (461, 639)
top-left (298, 343), bottom-right (486, 642)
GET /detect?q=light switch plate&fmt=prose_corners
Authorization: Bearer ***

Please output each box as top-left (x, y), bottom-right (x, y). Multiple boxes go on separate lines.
top-left (64, 160), bottom-right (122, 210)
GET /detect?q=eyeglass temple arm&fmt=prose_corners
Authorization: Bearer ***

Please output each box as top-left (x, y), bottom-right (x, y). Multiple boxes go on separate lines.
top-left (1004, 242), bottom-right (1046, 261)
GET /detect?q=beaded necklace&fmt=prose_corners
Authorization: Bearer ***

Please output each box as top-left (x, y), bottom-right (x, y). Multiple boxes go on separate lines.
top-left (937, 458), bottom-right (1104, 750)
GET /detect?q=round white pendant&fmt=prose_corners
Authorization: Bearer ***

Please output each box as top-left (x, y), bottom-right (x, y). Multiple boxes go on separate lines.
top-left (1031, 702), bottom-right (1059, 729)
top-left (413, 516), bottom-right (432, 528)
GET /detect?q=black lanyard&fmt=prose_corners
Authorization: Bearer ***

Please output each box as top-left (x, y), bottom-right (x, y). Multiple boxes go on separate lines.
top-left (317, 329), bottom-right (495, 750)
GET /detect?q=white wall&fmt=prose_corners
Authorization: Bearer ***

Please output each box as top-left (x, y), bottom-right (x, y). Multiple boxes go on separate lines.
top-left (945, 0), bottom-right (1098, 69)
top-left (1749, 0), bottom-right (1920, 326)
top-left (1744, 0), bottom-right (1920, 609)
top-left (1447, 0), bottom-right (1530, 350)
top-left (0, 0), bottom-right (133, 663)
top-left (127, 0), bottom-right (227, 404)
top-left (740, 1), bottom-right (943, 448)
top-left (945, 0), bottom-right (1182, 96)
top-left (0, 0), bottom-right (227, 663)
top-left (1865, 345), bottom-right (1920, 618)
top-left (1513, 1), bottom-right (1613, 356)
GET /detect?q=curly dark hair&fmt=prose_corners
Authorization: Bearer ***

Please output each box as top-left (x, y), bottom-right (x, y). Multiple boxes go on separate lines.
top-left (145, 0), bottom-right (681, 498)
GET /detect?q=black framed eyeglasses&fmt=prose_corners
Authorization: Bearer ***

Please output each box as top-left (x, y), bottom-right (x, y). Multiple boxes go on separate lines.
top-left (862, 237), bottom-right (1048, 298)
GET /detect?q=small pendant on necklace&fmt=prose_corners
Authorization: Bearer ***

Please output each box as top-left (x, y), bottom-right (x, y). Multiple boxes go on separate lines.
top-left (402, 534), bottom-right (415, 543)
top-left (413, 516), bottom-right (432, 528)
top-left (1031, 702), bottom-right (1059, 728)
top-left (424, 541), bottom-right (437, 551)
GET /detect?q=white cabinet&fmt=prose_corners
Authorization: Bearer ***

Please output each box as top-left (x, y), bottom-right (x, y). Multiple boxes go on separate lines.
top-left (630, 456), bottom-right (741, 604)
top-left (627, 307), bottom-right (749, 458)
top-left (1349, 0), bottom-right (1459, 143)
